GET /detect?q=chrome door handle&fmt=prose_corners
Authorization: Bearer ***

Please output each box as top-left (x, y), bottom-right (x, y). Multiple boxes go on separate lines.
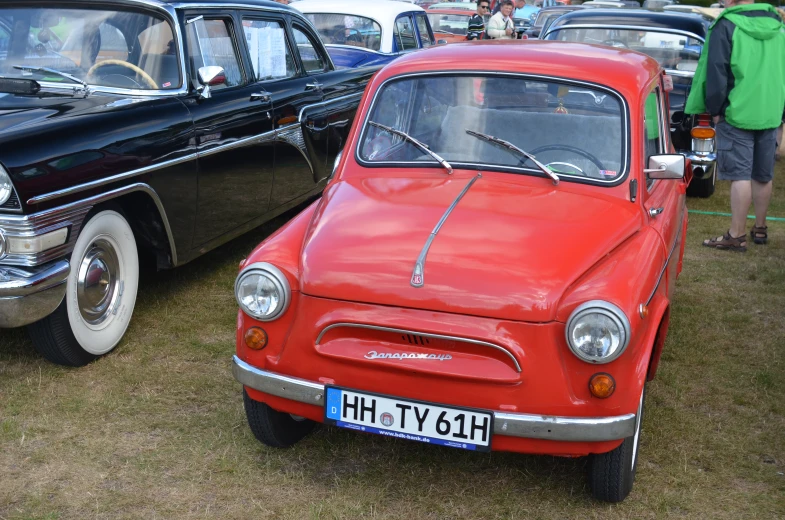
top-left (250, 92), bottom-right (271, 103)
top-left (305, 81), bottom-right (323, 92)
top-left (648, 207), bottom-right (664, 218)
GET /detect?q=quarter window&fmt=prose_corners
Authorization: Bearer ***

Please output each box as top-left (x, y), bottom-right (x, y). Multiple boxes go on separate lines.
top-left (242, 18), bottom-right (295, 81)
top-left (394, 15), bottom-right (418, 51)
top-left (415, 14), bottom-right (434, 48)
top-left (292, 26), bottom-right (327, 74)
top-left (186, 18), bottom-right (243, 89)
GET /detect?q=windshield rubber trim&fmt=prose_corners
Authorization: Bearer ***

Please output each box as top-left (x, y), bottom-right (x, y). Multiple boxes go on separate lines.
top-left (354, 70), bottom-right (631, 188)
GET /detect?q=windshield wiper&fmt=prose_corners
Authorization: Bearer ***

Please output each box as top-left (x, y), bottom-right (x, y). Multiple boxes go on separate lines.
top-left (13, 66), bottom-right (90, 96)
top-left (465, 129), bottom-right (559, 185)
top-left (368, 121), bottom-right (452, 174)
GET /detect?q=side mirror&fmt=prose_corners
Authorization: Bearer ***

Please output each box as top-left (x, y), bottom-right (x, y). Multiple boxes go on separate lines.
top-left (197, 66), bottom-right (226, 100)
top-left (644, 154), bottom-right (686, 180)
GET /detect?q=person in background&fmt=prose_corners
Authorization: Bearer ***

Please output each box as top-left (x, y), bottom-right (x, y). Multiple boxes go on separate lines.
top-left (686, 0), bottom-right (785, 250)
top-left (487, 0), bottom-right (515, 39)
top-left (468, 0), bottom-right (489, 40)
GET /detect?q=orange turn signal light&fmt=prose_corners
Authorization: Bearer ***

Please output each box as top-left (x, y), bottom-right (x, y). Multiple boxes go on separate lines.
top-left (589, 373), bottom-right (616, 399)
top-left (691, 127), bottom-right (715, 139)
top-left (244, 327), bottom-right (268, 350)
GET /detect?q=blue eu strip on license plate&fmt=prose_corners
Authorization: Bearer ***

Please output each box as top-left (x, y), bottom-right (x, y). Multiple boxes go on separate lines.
top-left (324, 386), bottom-right (493, 452)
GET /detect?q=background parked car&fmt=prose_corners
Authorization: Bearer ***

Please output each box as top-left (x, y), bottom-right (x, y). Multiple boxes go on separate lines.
top-left (544, 9), bottom-right (718, 197)
top-left (427, 8), bottom-right (476, 43)
top-left (294, 0), bottom-right (437, 68)
top-left (0, 0), bottom-right (376, 366)
top-left (525, 5), bottom-right (583, 37)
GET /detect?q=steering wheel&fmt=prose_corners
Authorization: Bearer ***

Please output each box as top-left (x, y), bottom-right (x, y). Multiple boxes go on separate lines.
top-left (87, 59), bottom-right (159, 90)
top-left (346, 28), bottom-right (363, 43)
top-left (529, 144), bottom-right (606, 171)
top-left (603, 39), bottom-right (629, 49)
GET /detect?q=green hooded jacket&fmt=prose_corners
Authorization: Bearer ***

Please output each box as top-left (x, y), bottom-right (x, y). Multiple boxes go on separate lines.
top-left (685, 3), bottom-right (785, 130)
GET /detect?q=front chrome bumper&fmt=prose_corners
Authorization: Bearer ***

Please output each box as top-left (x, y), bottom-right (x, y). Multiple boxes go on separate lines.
top-left (232, 356), bottom-right (636, 442)
top-left (0, 260), bottom-right (70, 327)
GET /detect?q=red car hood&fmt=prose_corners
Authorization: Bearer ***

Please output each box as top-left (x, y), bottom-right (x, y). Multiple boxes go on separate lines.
top-left (301, 173), bottom-right (641, 323)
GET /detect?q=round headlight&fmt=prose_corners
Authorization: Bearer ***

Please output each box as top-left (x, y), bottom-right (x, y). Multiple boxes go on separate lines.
top-left (565, 300), bottom-right (630, 364)
top-left (235, 262), bottom-right (291, 321)
top-left (0, 164), bottom-right (12, 206)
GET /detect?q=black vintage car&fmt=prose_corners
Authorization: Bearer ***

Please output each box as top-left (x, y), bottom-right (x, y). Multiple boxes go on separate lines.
top-left (0, 0), bottom-right (377, 366)
top-left (543, 9), bottom-right (717, 197)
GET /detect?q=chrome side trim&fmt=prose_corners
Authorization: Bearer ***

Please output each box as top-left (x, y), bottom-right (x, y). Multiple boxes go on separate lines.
top-left (324, 44), bottom-right (389, 56)
top-left (276, 123), bottom-right (314, 175)
top-left (298, 92), bottom-right (364, 123)
top-left (198, 128), bottom-right (277, 158)
top-left (315, 322), bottom-right (521, 372)
top-left (233, 356), bottom-right (325, 405)
top-left (411, 173), bottom-right (480, 287)
top-left (232, 357), bottom-right (636, 441)
top-left (9, 183), bottom-right (179, 267)
top-left (645, 215), bottom-right (683, 306)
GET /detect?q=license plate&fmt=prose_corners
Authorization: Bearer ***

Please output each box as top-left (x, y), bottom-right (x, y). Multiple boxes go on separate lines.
top-left (324, 386), bottom-right (493, 452)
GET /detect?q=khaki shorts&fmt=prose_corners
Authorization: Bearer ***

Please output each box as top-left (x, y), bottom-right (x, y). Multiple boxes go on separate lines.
top-left (716, 120), bottom-right (777, 183)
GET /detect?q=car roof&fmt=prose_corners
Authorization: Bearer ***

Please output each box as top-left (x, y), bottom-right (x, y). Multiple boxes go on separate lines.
top-left (545, 8), bottom-right (711, 37)
top-left (373, 40), bottom-right (661, 102)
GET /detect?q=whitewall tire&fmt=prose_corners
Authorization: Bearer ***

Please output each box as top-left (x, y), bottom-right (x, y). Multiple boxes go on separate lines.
top-left (29, 209), bottom-right (139, 366)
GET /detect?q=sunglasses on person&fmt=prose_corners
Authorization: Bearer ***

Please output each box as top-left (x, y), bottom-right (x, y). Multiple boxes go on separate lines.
top-left (479, 4), bottom-right (490, 9)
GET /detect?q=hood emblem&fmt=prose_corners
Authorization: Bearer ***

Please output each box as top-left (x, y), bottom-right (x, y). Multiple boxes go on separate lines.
top-left (365, 350), bottom-right (452, 361)
top-left (411, 173), bottom-right (481, 288)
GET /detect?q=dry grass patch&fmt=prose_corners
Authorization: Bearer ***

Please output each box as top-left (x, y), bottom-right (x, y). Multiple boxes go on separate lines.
top-left (2, 169), bottom-right (785, 518)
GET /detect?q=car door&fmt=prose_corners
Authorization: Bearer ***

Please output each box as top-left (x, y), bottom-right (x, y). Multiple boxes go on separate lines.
top-left (413, 12), bottom-right (436, 48)
top-left (393, 14), bottom-right (420, 53)
top-left (642, 81), bottom-right (686, 295)
top-left (264, 21), bottom-right (331, 210)
top-left (183, 10), bottom-right (276, 249)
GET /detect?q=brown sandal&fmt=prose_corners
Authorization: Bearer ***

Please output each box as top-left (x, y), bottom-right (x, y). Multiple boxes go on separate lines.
top-left (702, 231), bottom-right (747, 252)
top-left (750, 225), bottom-right (768, 245)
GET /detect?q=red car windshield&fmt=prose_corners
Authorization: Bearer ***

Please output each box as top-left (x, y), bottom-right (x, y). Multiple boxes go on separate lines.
top-left (359, 75), bottom-right (626, 182)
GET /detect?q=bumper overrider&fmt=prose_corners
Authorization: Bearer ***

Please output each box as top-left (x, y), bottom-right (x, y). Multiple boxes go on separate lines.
top-left (232, 356), bottom-right (637, 442)
top-left (0, 260), bottom-right (70, 327)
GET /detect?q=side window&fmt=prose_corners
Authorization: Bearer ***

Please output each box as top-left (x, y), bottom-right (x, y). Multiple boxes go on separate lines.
top-left (291, 26), bottom-right (327, 74)
top-left (242, 18), bottom-right (296, 81)
top-left (185, 17), bottom-right (243, 89)
top-left (415, 14), bottom-right (434, 48)
top-left (644, 88), bottom-right (663, 188)
top-left (394, 15), bottom-right (418, 51)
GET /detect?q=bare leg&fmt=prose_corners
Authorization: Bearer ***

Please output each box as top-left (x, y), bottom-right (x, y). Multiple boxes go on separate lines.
top-left (751, 180), bottom-right (772, 228)
top-left (729, 180), bottom-right (751, 238)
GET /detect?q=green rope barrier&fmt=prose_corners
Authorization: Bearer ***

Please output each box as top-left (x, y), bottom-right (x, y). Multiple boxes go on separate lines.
top-left (688, 210), bottom-right (785, 222)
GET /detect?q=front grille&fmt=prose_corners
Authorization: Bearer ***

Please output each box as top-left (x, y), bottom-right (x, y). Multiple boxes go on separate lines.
top-left (402, 334), bottom-right (430, 346)
top-left (0, 190), bottom-right (21, 211)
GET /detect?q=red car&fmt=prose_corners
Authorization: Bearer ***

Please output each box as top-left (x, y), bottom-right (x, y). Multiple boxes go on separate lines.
top-left (427, 9), bottom-right (478, 43)
top-left (232, 41), bottom-right (689, 503)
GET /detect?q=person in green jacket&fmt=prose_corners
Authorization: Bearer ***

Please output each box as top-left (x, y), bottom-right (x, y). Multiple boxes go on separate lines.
top-left (686, 0), bottom-right (785, 251)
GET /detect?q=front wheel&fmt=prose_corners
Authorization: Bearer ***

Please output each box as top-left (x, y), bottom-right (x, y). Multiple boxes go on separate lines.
top-left (243, 390), bottom-right (316, 448)
top-left (588, 386), bottom-right (646, 503)
top-left (28, 209), bottom-right (139, 366)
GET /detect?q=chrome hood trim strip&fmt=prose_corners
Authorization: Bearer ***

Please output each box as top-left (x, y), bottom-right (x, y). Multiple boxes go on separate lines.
top-left (411, 173), bottom-right (480, 288)
top-left (315, 321), bottom-right (521, 372)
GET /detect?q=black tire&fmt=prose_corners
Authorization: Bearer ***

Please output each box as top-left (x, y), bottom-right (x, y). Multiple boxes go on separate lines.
top-left (588, 386), bottom-right (646, 503)
top-left (686, 168), bottom-right (715, 198)
top-left (27, 209), bottom-right (139, 367)
top-left (243, 390), bottom-right (316, 448)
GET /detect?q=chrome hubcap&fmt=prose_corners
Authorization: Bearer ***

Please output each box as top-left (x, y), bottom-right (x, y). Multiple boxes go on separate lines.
top-left (77, 237), bottom-right (120, 326)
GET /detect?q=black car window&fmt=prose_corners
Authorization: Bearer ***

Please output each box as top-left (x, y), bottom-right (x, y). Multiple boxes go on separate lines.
top-left (186, 17), bottom-right (243, 89)
top-left (242, 18), bottom-right (296, 81)
top-left (415, 14), bottom-right (433, 47)
top-left (291, 25), bottom-right (327, 74)
top-left (394, 15), bottom-right (418, 51)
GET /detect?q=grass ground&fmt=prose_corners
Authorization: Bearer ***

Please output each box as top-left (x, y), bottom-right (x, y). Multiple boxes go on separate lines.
top-left (1, 166), bottom-right (784, 519)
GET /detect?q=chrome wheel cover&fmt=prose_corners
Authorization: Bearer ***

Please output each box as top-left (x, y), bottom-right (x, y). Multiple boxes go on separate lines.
top-left (76, 236), bottom-right (121, 328)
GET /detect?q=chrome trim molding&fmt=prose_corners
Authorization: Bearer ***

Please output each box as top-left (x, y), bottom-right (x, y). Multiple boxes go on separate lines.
top-left (355, 71), bottom-right (631, 186)
top-left (315, 322), bottom-right (521, 372)
top-left (233, 356), bottom-right (325, 404)
top-left (0, 207), bottom-right (90, 267)
top-left (232, 356), bottom-right (636, 441)
top-left (298, 92), bottom-right (364, 123)
top-left (277, 123), bottom-right (314, 175)
top-left (411, 173), bottom-right (480, 288)
top-left (645, 214), bottom-right (683, 306)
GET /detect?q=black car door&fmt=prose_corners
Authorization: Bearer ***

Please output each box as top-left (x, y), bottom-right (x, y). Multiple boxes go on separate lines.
top-left (182, 10), bottom-right (276, 249)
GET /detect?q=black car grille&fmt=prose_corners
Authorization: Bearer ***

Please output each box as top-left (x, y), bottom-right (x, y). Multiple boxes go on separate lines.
top-left (0, 190), bottom-right (21, 211)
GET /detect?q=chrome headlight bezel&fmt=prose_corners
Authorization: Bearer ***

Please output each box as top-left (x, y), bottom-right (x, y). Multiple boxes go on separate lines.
top-left (0, 163), bottom-right (12, 206)
top-left (234, 262), bottom-right (291, 321)
top-left (565, 300), bottom-right (631, 364)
